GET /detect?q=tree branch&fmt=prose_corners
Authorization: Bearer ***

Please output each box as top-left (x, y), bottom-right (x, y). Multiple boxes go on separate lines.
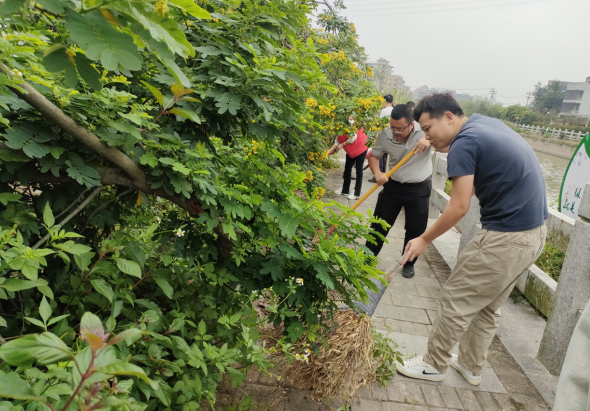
top-left (0, 64), bottom-right (147, 188)
top-left (80, 188), bottom-right (133, 233)
top-left (32, 186), bottom-right (105, 249)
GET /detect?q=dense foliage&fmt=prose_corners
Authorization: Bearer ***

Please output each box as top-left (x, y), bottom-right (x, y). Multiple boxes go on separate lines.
top-left (0, 0), bottom-right (394, 409)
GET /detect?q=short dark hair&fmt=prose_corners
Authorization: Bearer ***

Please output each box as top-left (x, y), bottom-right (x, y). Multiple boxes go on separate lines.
top-left (391, 104), bottom-right (413, 124)
top-left (414, 93), bottom-right (464, 122)
top-left (406, 101), bottom-right (415, 108)
top-left (383, 94), bottom-right (393, 103)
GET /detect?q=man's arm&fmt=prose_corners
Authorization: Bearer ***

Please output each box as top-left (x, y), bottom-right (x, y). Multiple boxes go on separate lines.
top-left (401, 175), bottom-right (474, 264)
top-left (369, 155), bottom-right (388, 185)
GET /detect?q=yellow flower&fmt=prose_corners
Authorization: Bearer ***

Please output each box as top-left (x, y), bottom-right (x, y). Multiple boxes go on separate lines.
top-left (155, 0), bottom-right (168, 16)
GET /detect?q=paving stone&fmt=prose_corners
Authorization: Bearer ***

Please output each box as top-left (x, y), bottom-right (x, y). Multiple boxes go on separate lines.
top-left (397, 381), bottom-right (425, 405)
top-left (426, 310), bottom-right (439, 324)
top-left (390, 294), bottom-right (439, 310)
top-left (456, 388), bottom-right (483, 411)
top-left (507, 393), bottom-right (551, 411)
top-left (239, 384), bottom-right (286, 411)
top-left (474, 390), bottom-right (501, 411)
top-left (373, 305), bottom-right (430, 324)
top-left (384, 318), bottom-right (415, 334)
top-left (372, 316), bottom-right (386, 330)
top-left (350, 398), bottom-right (383, 411)
top-left (491, 393), bottom-right (517, 411)
top-left (416, 285), bottom-right (441, 299)
top-left (411, 323), bottom-right (431, 337)
top-left (389, 275), bottom-right (442, 288)
top-left (385, 379), bottom-right (406, 402)
top-left (420, 384), bottom-right (445, 407)
top-left (381, 403), bottom-right (428, 411)
top-left (386, 283), bottom-right (420, 297)
top-left (438, 386), bottom-right (464, 409)
top-left (357, 382), bottom-right (388, 401)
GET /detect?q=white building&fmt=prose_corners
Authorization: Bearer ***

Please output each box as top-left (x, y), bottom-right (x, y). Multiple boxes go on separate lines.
top-left (560, 77), bottom-right (590, 118)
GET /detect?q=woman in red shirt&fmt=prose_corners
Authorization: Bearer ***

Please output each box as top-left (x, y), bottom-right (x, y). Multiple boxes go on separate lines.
top-left (327, 119), bottom-right (369, 200)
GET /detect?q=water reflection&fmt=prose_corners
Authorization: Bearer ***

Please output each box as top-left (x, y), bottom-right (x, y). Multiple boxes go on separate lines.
top-left (534, 151), bottom-right (570, 208)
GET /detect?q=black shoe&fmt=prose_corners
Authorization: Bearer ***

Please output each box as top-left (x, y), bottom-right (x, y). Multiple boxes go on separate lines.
top-left (368, 177), bottom-right (376, 183)
top-left (402, 265), bottom-right (415, 279)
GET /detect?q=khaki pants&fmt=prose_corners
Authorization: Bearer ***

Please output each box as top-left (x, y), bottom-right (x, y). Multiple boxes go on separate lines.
top-left (425, 224), bottom-right (547, 374)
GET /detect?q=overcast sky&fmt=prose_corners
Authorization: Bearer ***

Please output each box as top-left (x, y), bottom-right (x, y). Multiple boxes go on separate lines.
top-left (333, 0), bottom-right (590, 106)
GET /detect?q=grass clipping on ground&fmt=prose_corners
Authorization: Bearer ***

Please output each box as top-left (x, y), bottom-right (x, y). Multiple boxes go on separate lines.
top-left (268, 309), bottom-right (395, 401)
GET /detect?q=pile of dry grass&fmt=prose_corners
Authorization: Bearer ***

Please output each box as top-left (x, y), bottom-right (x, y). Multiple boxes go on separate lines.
top-left (269, 309), bottom-right (377, 401)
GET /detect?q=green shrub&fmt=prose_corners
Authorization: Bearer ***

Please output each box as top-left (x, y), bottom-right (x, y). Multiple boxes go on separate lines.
top-left (535, 244), bottom-right (565, 282)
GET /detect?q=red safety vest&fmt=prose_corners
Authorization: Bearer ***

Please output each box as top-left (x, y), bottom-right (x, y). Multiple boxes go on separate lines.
top-left (337, 128), bottom-right (368, 158)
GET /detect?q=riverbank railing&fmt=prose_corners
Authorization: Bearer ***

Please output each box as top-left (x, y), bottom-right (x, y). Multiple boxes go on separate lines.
top-left (429, 152), bottom-right (590, 376)
top-left (509, 122), bottom-right (586, 141)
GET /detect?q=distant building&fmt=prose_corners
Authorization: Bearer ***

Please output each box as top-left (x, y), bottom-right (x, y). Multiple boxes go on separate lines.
top-left (547, 80), bottom-right (573, 92)
top-left (367, 58), bottom-right (393, 92)
top-left (560, 77), bottom-right (590, 118)
top-left (413, 85), bottom-right (435, 100)
top-left (390, 75), bottom-right (405, 90)
top-left (412, 87), bottom-right (471, 102)
top-left (454, 93), bottom-right (472, 102)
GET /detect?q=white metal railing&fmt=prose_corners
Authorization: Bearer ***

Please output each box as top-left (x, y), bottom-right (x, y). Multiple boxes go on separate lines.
top-left (510, 122), bottom-right (587, 141)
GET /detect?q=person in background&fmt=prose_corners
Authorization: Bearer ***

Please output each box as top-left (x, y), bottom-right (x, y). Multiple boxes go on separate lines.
top-left (328, 118), bottom-right (368, 200)
top-left (396, 93), bottom-right (548, 387)
top-left (369, 94), bottom-right (394, 183)
top-left (366, 104), bottom-right (432, 278)
top-left (406, 101), bottom-right (421, 131)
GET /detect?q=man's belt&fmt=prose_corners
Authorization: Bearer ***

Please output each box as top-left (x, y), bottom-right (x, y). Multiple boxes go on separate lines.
top-left (390, 176), bottom-right (432, 187)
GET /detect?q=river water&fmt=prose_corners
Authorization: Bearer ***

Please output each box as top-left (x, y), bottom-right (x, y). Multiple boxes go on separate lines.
top-left (534, 151), bottom-right (570, 208)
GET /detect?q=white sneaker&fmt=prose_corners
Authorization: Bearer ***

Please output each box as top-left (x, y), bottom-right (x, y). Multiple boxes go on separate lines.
top-left (348, 194), bottom-right (360, 200)
top-left (335, 188), bottom-right (348, 196)
top-left (450, 354), bottom-right (481, 386)
top-left (396, 355), bottom-right (445, 382)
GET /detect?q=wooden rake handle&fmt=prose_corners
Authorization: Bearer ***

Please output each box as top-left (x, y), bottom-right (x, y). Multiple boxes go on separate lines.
top-left (326, 150), bottom-right (416, 235)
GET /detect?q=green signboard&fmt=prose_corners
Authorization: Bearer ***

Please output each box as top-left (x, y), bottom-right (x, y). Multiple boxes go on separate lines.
top-left (559, 134), bottom-right (590, 220)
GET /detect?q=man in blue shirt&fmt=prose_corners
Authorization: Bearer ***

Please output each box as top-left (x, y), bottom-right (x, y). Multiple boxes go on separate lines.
top-left (395, 93), bottom-right (548, 386)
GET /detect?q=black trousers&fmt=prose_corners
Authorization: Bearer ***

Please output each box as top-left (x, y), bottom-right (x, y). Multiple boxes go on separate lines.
top-left (342, 150), bottom-right (367, 196)
top-left (365, 179), bottom-right (432, 267)
top-left (379, 153), bottom-right (388, 173)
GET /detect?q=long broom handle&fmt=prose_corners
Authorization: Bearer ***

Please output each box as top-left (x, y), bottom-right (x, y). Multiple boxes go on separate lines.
top-left (326, 150), bottom-right (416, 235)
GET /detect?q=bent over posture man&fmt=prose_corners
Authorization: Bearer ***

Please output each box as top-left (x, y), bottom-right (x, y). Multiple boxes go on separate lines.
top-left (397, 94), bottom-right (548, 386)
top-left (366, 104), bottom-right (432, 279)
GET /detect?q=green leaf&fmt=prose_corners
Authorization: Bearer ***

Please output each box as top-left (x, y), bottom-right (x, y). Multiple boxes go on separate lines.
top-left (0, 316), bottom-right (6, 327)
top-left (0, 0), bottom-right (26, 16)
top-left (168, 0), bottom-right (211, 19)
top-left (96, 361), bottom-right (155, 388)
top-left (91, 279), bottom-right (114, 302)
top-left (42, 44), bottom-right (78, 89)
top-left (47, 314), bottom-right (70, 326)
top-left (107, 328), bottom-right (143, 346)
top-left (197, 320), bottom-right (206, 336)
top-left (36, 0), bottom-right (64, 14)
top-left (0, 279), bottom-right (40, 292)
top-left (0, 333), bottom-right (74, 366)
top-left (54, 241), bottom-right (92, 255)
top-left (141, 81), bottom-right (164, 107)
top-left (80, 312), bottom-right (104, 339)
top-left (168, 108), bottom-right (201, 124)
top-left (0, 193), bottom-right (22, 205)
top-left (261, 201), bottom-right (281, 219)
top-left (279, 214), bottom-right (299, 239)
top-left (240, 395), bottom-right (253, 410)
top-left (0, 372), bottom-right (44, 401)
top-left (38, 285), bottom-right (55, 300)
top-left (75, 53), bottom-right (102, 91)
top-left (39, 296), bottom-right (52, 323)
top-left (153, 277), bottom-right (173, 299)
top-left (43, 203), bottom-right (55, 228)
top-left (25, 317), bottom-right (45, 328)
top-left (116, 258), bottom-right (142, 278)
top-left (286, 321), bottom-right (304, 343)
